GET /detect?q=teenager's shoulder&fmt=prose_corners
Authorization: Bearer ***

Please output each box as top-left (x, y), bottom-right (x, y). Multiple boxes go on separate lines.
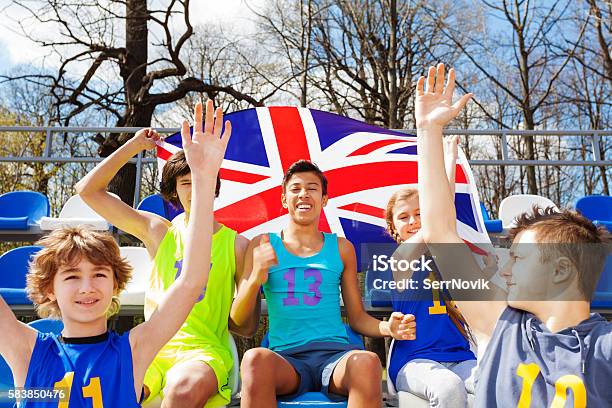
top-left (336, 236), bottom-right (354, 249)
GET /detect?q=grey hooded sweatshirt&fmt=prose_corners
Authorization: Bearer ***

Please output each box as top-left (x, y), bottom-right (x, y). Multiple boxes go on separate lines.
top-left (475, 307), bottom-right (612, 407)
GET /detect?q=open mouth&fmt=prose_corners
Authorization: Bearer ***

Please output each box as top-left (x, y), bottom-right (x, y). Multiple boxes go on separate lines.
top-left (75, 299), bottom-right (99, 306)
top-left (296, 203), bottom-right (312, 211)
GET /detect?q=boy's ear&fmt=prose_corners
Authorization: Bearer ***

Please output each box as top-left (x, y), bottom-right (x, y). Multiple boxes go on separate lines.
top-left (281, 193), bottom-right (287, 209)
top-left (322, 195), bottom-right (328, 208)
top-left (552, 257), bottom-right (575, 284)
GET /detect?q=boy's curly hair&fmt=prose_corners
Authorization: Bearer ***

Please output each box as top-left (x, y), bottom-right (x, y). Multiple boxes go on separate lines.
top-left (26, 227), bottom-right (132, 318)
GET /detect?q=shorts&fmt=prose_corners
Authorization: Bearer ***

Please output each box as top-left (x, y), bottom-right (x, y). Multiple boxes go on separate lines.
top-left (143, 344), bottom-right (232, 407)
top-left (274, 342), bottom-right (361, 401)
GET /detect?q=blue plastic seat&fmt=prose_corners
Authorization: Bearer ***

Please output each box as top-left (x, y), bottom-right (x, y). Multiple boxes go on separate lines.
top-left (28, 318), bottom-right (64, 334)
top-left (0, 246), bottom-right (42, 304)
top-left (365, 268), bottom-right (393, 308)
top-left (576, 195), bottom-right (612, 232)
top-left (261, 324), bottom-right (364, 408)
top-left (0, 191), bottom-right (49, 230)
top-left (137, 194), bottom-right (183, 221)
top-left (0, 319), bottom-right (64, 407)
top-left (480, 202), bottom-right (503, 233)
top-left (592, 255), bottom-right (612, 310)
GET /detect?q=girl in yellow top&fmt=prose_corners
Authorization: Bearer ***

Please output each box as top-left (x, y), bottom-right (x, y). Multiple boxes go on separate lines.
top-left (76, 100), bottom-right (251, 408)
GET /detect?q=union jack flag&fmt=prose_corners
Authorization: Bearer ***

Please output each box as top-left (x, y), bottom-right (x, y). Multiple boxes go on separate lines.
top-left (156, 107), bottom-right (492, 267)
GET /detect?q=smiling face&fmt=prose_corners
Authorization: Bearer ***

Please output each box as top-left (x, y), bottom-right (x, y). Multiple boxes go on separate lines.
top-left (48, 257), bottom-right (116, 326)
top-left (281, 171), bottom-right (328, 226)
top-left (392, 196), bottom-right (422, 242)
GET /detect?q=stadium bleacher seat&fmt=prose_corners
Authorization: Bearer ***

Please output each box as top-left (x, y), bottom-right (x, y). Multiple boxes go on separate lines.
top-left (40, 194), bottom-right (113, 231)
top-left (0, 319), bottom-right (64, 408)
top-left (365, 268), bottom-right (393, 308)
top-left (592, 255), bottom-right (612, 311)
top-left (261, 324), bottom-right (364, 408)
top-left (118, 246), bottom-right (152, 306)
top-left (0, 191), bottom-right (49, 230)
top-left (480, 202), bottom-right (503, 233)
top-left (386, 339), bottom-right (474, 407)
top-left (137, 194), bottom-right (183, 221)
top-left (0, 245), bottom-right (42, 305)
top-left (576, 195), bottom-right (612, 232)
top-left (498, 194), bottom-right (558, 229)
top-left (28, 317), bottom-right (64, 334)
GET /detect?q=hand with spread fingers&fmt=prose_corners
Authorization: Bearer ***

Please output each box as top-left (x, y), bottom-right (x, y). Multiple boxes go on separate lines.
top-left (415, 63), bottom-right (473, 130)
top-left (180, 99), bottom-right (232, 176)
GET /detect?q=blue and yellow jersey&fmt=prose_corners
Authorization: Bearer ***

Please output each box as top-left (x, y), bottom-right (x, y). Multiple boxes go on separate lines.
top-left (22, 330), bottom-right (139, 407)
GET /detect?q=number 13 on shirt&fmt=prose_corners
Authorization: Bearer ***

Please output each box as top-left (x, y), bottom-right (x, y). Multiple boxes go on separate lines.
top-left (283, 268), bottom-right (323, 306)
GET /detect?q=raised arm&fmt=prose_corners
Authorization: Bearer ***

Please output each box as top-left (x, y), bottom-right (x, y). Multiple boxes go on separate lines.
top-left (444, 135), bottom-right (459, 198)
top-left (340, 238), bottom-right (415, 341)
top-left (0, 295), bottom-right (37, 387)
top-left (416, 64), bottom-right (505, 342)
top-left (75, 129), bottom-right (169, 256)
top-left (130, 100), bottom-right (231, 371)
top-left (229, 234), bottom-right (277, 336)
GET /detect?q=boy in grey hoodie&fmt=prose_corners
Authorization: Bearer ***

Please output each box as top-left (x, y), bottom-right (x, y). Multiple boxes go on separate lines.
top-left (414, 63), bottom-right (612, 407)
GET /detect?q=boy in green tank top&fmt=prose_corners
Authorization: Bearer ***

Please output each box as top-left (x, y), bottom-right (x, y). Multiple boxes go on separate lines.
top-left (77, 100), bottom-right (252, 408)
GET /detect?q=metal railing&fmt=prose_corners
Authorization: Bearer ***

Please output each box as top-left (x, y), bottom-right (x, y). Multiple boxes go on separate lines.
top-left (0, 126), bottom-right (610, 206)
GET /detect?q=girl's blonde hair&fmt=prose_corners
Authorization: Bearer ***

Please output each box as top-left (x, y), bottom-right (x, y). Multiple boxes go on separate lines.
top-left (26, 227), bottom-right (132, 318)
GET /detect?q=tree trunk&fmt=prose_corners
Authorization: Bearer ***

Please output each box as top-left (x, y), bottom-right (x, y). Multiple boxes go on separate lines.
top-left (387, 0), bottom-right (398, 128)
top-left (98, 0), bottom-right (151, 206)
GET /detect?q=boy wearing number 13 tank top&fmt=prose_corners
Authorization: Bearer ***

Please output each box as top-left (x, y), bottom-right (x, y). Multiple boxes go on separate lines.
top-left (230, 159), bottom-right (417, 407)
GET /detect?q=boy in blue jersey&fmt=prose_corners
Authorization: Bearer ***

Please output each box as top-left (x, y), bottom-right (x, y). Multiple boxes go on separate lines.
top-left (415, 63), bottom-right (612, 406)
top-left (0, 99), bottom-right (231, 407)
top-left (231, 160), bottom-right (417, 407)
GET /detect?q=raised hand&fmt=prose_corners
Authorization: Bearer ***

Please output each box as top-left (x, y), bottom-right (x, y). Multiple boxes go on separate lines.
top-left (180, 99), bottom-right (232, 176)
top-left (252, 234), bottom-right (278, 285)
top-left (132, 128), bottom-right (162, 151)
top-left (389, 312), bottom-right (416, 340)
top-left (415, 63), bottom-right (472, 130)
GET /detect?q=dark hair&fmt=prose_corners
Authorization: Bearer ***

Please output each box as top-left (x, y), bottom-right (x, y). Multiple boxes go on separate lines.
top-left (160, 150), bottom-right (221, 208)
top-left (510, 206), bottom-right (611, 300)
top-left (282, 160), bottom-right (328, 196)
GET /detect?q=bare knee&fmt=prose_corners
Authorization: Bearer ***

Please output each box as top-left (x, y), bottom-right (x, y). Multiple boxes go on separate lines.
top-left (345, 351), bottom-right (382, 391)
top-left (241, 348), bottom-right (277, 386)
top-left (163, 369), bottom-right (216, 406)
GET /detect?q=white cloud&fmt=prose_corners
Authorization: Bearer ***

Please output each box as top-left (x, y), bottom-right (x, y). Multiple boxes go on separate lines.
top-left (0, 0), bottom-right (267, 69)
